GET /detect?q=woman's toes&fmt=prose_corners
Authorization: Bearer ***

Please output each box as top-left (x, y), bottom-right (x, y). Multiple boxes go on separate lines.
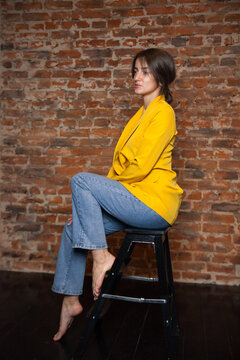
top-left (53, 331), bottom-right (62, 341)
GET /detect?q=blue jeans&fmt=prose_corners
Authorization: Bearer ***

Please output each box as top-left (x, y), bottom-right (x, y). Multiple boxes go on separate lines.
top-left (52, 173), bottom-right (169, 295)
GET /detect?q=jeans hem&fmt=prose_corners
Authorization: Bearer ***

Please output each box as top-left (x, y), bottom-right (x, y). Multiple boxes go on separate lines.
top-left (72, 244), bottom-right (108, 250)
top-left (51, 286), bottom-right (83, 296)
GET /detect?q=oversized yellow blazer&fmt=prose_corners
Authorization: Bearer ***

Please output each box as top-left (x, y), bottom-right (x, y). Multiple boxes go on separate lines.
top-left (107, 95), bottom-right (183, 225)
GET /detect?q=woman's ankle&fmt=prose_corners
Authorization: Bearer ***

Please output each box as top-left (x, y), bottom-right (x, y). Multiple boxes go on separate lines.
top-left (63, 295), bottom-right (80, 306)
top-left (92, 248), bottom-right (112, 264)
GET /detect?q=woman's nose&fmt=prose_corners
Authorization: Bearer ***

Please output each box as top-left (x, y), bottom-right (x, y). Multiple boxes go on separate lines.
top-left (134, 71), bottom-right (142, 81)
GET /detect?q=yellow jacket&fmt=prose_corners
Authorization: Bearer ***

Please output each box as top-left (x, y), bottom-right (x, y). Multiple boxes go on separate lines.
top-left (107, 95), bottom-right (183, 225)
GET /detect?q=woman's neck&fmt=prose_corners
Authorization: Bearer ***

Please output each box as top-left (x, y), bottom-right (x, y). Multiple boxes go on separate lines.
top-left (143, 91), bottom-right (160, 110)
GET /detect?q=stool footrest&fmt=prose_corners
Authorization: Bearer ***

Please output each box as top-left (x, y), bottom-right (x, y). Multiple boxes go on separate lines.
top-left (122, 275), bottom-right (158, 282)
top-left (101, 293), bottom-right (167, 304)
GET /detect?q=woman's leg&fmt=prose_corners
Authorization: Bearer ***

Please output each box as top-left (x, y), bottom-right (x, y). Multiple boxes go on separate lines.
top-left (52, 172), bottom-right (169, 340)
top-left (52, 210), bottom-right (124, 341)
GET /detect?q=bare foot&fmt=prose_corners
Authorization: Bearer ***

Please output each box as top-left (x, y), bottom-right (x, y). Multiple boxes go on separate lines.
top-left (53, 296), bottom-right (83, 341)
top-left (92, 249), bottom-right (115, 300)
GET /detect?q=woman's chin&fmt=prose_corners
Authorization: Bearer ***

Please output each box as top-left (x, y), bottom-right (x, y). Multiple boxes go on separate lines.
top-left (134, 88), bottom-right (143, 95)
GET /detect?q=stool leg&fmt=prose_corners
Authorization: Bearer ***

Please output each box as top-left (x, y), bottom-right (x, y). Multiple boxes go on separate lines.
top-left (73, 234), bottom-right (134, 359)
top-left (154, 233), bottom-right (169, 296)
top-left (109, 233), bottom-right (135, 278)
top-left (73, 296), bottom-right (107, 359)
top-left (154, 234), bottom-right (179, 360)
top-left (165, 233), bottom-right (174, 293)
top-left (165, 233), bottom-right (180, 337)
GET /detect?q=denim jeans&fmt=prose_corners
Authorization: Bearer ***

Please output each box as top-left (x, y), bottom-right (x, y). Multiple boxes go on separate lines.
top-left (52, 173), bottom-right (169, 295)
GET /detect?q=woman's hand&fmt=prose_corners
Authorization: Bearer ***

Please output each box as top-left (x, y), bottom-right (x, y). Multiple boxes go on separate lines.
top-left (67, 217), bottom-right (73, 226)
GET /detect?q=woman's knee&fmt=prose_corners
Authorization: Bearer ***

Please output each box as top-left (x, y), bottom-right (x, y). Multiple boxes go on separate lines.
top-left (71, 172), bottom-right (89, 190)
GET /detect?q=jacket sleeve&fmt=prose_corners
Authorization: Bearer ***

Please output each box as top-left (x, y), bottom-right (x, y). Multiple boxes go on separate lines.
top-left (111, 107), bottom-right (176, 183)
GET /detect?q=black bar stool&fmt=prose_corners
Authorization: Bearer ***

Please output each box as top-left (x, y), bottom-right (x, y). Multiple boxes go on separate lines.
top-left (73, 227), bottom-right (180, 360)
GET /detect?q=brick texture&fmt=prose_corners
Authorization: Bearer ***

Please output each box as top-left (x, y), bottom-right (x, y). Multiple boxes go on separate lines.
top-left (1, 0), bottom-right (239, 285)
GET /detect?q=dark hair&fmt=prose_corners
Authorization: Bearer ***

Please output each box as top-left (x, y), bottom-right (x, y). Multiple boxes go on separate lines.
top-left (132, 48), bottom-right (176, 104)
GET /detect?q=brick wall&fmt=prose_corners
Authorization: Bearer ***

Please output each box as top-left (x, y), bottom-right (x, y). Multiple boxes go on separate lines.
top-left (1, 0), bottom-right (239, 285)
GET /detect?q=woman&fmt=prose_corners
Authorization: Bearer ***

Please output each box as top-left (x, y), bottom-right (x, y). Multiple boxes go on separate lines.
top-left (52, 48), bottom-right (183, 341)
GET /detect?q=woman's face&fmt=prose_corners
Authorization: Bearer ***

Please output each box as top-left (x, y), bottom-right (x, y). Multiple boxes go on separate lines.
top-left (133, 58), bottom-right (161, 98)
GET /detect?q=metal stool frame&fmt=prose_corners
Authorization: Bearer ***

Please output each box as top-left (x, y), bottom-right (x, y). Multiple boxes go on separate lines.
top-left (73, 227), bottom-right (180, 360)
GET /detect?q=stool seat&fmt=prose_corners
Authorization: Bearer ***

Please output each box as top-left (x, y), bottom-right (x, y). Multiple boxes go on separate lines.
top-left (124, 226), bottom-right (166, 234)
top-left (73, 227), bottom-right (180, 360)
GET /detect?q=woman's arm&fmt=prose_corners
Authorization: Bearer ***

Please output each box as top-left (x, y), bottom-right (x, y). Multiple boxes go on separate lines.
top-left (111, 108), bottom-right (176, 182)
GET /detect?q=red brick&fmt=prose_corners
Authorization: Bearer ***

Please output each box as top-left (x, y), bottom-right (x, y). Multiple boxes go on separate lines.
top-left (214, 150), bottom-right (231, 159)
top-left (3, 13), bottom-right (21, 22)
top-left (61, 157), bottom-right (88, 166)
top-left (105, 0), bottom-right (132, 6)
top-left (193, 78), bottom-right (208, 88)
top-left (2, 71), bottom-right (28, 79)
top-left (33, 70), bottom-right (52, 78)
top-left (214, 171), bottom-right (238, 180)
top-left (108, 19), bottom-right (121, 28)
top-left (176, 25), bottom-right (209, 36)
top-left (75, 0), bottom-right (103, 8)
top-left (209, 25), bottom-right (240, 34)
top-left (178, 4), bottom-right (208, 14)
top-left (113, 28), bottom-right (142, 37)
top-left (56, 50), bottom-right (81, 58)
top-left (1, 156), bottom-right (27, 165)
top-left (83, 70), bottom-right (111, 79)
top-left (185, 159), bottom-right (217, 170)
top-left (172, 15), bottom-right (189, 25)
top-left (45, 1), bottom-right (73, 10)
top-left (202, 223), bottom-right (234, 234)
top-left (186, 191), bottom-right (202, 200)
top-left (52, 69), bottom-right (82, 78)
top-left (205, 216), bottom-right (235, 227)
top-left (207, 263), bottom-right (235, 275)
top-left (193, 253), bottom-right (212, 263)
top-left (212, 202), bottom-right (240, 213)
top-left (180, 47), bottom-right (211, 56)
top-left (189, 37), bottom-right (203, 46)
top-left (228, 78), bottom-right (240, 87)
top-left (145, 6), bottom-right (175, 15)
top-left (51, 30), bottom-right (79, 39)
top-left (219, 160), bottom-right (240, 170)
top-left (59, 129), bottom-right (90, 137)
top-left (80, 9), bottom-right (111, 18)
top-left (22, 13), bottom-right (50, 21)
top-left (92, 21), bottom-right (107, 29)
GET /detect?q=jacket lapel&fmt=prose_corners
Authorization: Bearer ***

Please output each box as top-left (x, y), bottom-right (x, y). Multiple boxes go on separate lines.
top-left (115, 107), bottom-right (144, 153)
top-left (114, 95), bottom-right (165, 157)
